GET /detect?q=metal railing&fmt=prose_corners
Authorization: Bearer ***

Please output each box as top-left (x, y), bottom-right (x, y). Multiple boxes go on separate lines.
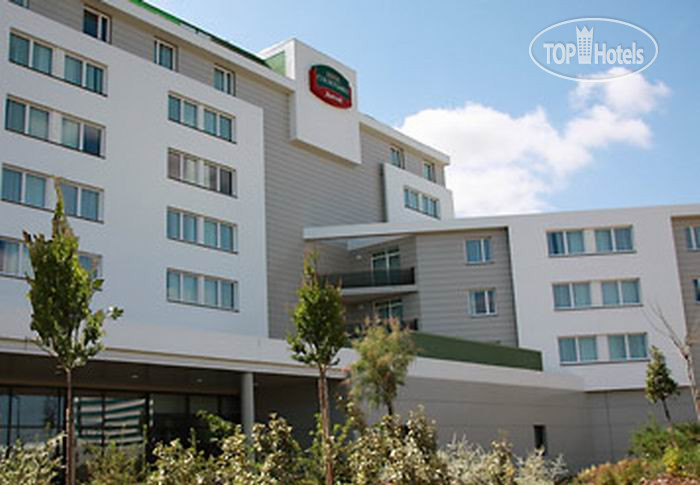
top-left (346, 318), bottom-right (419, 338)
top-left (322, 268), bottom-right (415, 289)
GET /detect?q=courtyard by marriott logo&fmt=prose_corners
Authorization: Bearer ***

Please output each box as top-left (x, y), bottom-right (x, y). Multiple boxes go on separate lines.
top-left (529, 18), bottom-right (658, 82)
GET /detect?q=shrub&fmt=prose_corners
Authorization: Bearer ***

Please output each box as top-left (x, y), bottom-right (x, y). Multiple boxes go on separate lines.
top-left (146, 436), bottom-right (216, 485)
top-left (84, 442), bottom-right (145, 485)
top-left (0, 438), bottom-right (61, 485)
top-left (443, 436), bottom-right (566, 485)
top-left (573, 458), bottom-right (652, 485)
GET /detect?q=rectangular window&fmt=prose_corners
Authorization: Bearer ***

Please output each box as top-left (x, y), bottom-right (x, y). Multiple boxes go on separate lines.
top-left (28, 106), bottom-right (49, 139)
top-left (686, 226), bottom-right (700, 251)
top-left (183, 101), bottom-right (197, 128)
top-left (182, 214), bottom-right (197, 243)
top-left (167, 149), bottom-right (237, 197)
top-left (602, 279), bottom-right (641, 306)
top-left (214, 67), bottom-right (235, 95)
top-left (64, 56), bottom-right (83, 85)
top-left (534, 425), bottom-right (547, 455)
top-left (375, 299), bottom-right (403, 321)
top-left (204, 110), bottom-right (217, 135)
top-left (694, 279), bottom-right (699, 303)
top-left (404, 188), bottom-right (439, 218)
top-left (553, 282), bottom-right (591, 309)
top-left (558, 336), bottom-right (598, 363)
top-left (10, 0), bottom-right (28, 7)
top-left (469, 289), bottom-right (496, 316)
top-left (595, 227), bottom-right (634, 253)
top-left (466, 238), bottom-right (492, 264)
top-left (31, 42), bottom-right (52, 75)
top-left (5, 99), bottom-right (26, 133)
top-left (78, 253), bottom-right (101, 278)
top-left (390, 147), bottom-right (405, 168)
top-left (61, 117), bottom-right (103, 156)
top-left (58, 181), bottom-right (101, 221)
top-left (154, 39), bottom-right (176, 70)
top-left (1, 167), bottom-right (46, 209)
top-left (547, 230), bottom-right (584, 256)
top-left (609, 334), bottom-right (648, 361)
top-left (204, 219), bottom-right (218, 247)
top-left (83, 8), bottom-right (110, 43)
top-left (168, 96), bottom-right (181, 123)
top-left (167, 270), bottom-right (238, 311)
top-left (9, 33), bottom-right (30, 66)
top-left (422, 161), bottom-right (436, 182)
top-left (64, 55), bottom-right (104, 94)
top-left (167, 209), bottom-right (181, 239)
top-left (404, 188), bottom-right (419, 210)
top-left (85, 64), bottom-right (104, 93)
top-left (0, 238), bottom-right (21, 276)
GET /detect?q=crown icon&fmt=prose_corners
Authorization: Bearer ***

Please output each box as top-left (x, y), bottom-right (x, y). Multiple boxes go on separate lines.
top-left (576, 26), bottom-right (594, 64)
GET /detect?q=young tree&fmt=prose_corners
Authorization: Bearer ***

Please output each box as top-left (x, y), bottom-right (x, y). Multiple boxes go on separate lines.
top-left (645, 346), bottom-right (679, 424)
top-left (645, 305), bottom-right (700, 422)
top-left (288, 253), bottom-right (346, 485)
top-left (350, 317), bottom-right (416, 416)
top-left (23, 184), bottom-right (123, 485)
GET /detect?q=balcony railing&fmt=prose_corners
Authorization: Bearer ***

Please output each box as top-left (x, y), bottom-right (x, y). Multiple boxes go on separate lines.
top-left (322, 268), bottom-right (415, 289)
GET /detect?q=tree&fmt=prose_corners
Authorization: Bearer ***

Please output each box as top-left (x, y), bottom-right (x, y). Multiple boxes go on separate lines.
top-left (288, 253), bottom-right (347, 485)
top-left (23, 184), bottom-right (123, 485)
top-left (350, 317), bottom-right (416, 416)
top-left (645, 305), bottom-right (700, 422)
top-left (645, 346), bottom-right (679, 424)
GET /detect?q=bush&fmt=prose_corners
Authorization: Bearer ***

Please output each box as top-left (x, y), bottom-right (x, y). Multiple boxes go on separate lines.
top-left (0, 438), bottom-right (61, 485)
top-left (443, 436), bottom-right (566, 485)
top-left (84, 442), bottom-right (145, 485)
top-left (573, 458), bottom-right (653, 485)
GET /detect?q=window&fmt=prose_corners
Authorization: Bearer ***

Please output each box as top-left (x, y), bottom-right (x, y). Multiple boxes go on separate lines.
top-left (375, 299), bottom-right (403, 322)
top-left (547, 230), bottom-right (584, 256)
top-left (372, 248), bottom-right (400, 273)
top-left (9, 33), bottom-right (30, 66)
top-left (558, 336), bottom-right (598, 363)
top-left (5, 99), bottom-right (50, 140)
top-left (404, 188), bottom-right (439, 218)
top-left (1, 167), bottom-right (46, 208)
top-left (58, 181), bottom-right (101, 221)
top-left (166, 270), bottom-right (238, 311)
top-left (83, 8), bottom-right (110, 42)
top-left (154, 39), bottom-right (176, 70)
top-left (601, 279), bottom-right (641, 306)
top-left (167, 150), bottom-right (237, 196)
top-left (168, 95), bottom-right (236, 142)
top-left (608, 334), bottom-right (648, 361)
top-left (214, 67), bottom-right (235, 95)
top-left (78, 253), bottom-right (101, 278)
top-left (10, 0), bottom-right (28, 7)
top-left (686, 226), bottom-right (700, 251)
top-left (694, 279), bottom-right (699, 303)
top-left (31, 42), bottom-right (52, 75)
top-left (206, 110), bottom-right (233, 140)
top-left (61, 116), bottom-right (103, 156)
top-left (466, 238), bottom-right (492, 264)
top-left (422, 161), bottom-right (436, 182)
top-left (0, 237), bottom-right (32, 277)
top-left (168, 96), bottom-right (181, 123)
top-left (469, 289), bottom-right (496, 316)
top-left (553, 282), bottom-right (591, 309)
top-left (64, 55), bottom-right (104, 94)
top-left (390, 147), bottom-right (405, 168)
top-left (183, 101), bottom-right (197, 128)
top-left (595, 227), bottom-right (634, 253)
top-left (167, 209), bottom-right (237, 252)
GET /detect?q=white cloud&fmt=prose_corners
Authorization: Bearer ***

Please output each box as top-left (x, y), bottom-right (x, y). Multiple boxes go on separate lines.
top-left (398, 69), bottom-right (670, 216)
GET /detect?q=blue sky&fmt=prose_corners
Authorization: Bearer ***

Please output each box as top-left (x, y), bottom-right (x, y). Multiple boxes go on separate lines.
top-left (149, 0), bottom-right (699, 216)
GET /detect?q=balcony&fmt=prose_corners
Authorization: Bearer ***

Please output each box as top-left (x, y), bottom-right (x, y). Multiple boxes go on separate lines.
top-left (323, 268), bottom-right (415, 288)
top-left (322, 268), bottom-right (417, 301)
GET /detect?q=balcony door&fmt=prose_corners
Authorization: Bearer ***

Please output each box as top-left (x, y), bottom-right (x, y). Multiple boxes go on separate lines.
top-left (374, 299), bottom-right (403, 323)
top-left (371, 248), bottom-right (400, 285)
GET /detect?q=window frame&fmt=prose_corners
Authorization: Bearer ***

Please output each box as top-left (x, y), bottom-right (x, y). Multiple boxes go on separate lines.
top-left (64, 53), bottom-right (105, 94)
top-left (608, 333), bottom-right (649, 361)
top-left (468, 288), bottom-right (497, 317)
top-left (1, 165), bottom-right (47, 209)
top-left (403, 186), bottom-right (440, 219)
top-left (213, 66), bottom-right (235, 95)
top-left (465, 237), bottom-right (492, 264)
top-left (83, 7), bottom-right (111, 43)
top-left (167, 149), bottom-right (237, 197)
top-left (390, 146), bottom-right (405, 168)
top-left (154, 38), bottom-right (177, 71)
top-left (167, 94), bottom-right (236, 142)
top-left (60, 115), bottom-right (104, 157)
top-left (166, 269), bottom-right (239, 312)
top-left (547, 230), bottom-right (585, 256)
top-left (552, 282), bottom-right (592, 310)
top-left (166, 207), bottom-right (238, 253)
top-left (5, 98), bottom-right (50, 140)
top-left (374, 298), bottom-right (403, 322)
top-left (558, 336), bottom-right (599, 364)
top-left (601, 279), bottom-right (641, 307)
top-left (687, 226), bottom-right (700, 251)
top-left (422, 160), bottom-right (436, 182)
top-left (694, 279), bottom-right (699, 303)
top-left (595, 226), bottom-right (635, 253)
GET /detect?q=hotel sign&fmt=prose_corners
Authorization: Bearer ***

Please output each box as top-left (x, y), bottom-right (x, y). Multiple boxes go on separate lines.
top-left (309, 64), bottom-right (352, 109)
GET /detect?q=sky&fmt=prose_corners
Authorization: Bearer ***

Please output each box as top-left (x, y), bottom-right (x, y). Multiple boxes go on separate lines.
top-left (148, 0), bottom-right (700, 217)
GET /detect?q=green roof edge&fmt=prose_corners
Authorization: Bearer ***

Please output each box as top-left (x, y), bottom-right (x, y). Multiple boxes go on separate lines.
top-left (127, 0), bottom-right (270, 67)
top-left (411, 332), bottom-right (543, 371)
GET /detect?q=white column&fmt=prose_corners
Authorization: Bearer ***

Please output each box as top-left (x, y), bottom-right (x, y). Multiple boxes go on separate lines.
top-left (240, 372), bottom-right (255, 437)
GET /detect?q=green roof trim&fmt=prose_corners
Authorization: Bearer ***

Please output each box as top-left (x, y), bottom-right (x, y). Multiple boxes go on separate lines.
top-left (127, 0), bottom-right (269, 67)
top-left (411, 332), bottom-right (543, 371)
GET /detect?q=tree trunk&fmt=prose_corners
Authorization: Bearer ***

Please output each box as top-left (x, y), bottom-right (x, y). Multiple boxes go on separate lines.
top-left (386, 399), bottom-right (394, 417)
top-left (685, 351), bottom-right (700, 422)
top-left (65, 368), bottom-right (75, 485)
top-left (661, 398), bottom-right (672, 425)
top-left (318, 366), bottom-right (333, 485)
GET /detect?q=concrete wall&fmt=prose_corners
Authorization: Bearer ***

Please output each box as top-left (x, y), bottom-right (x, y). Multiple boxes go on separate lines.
top-left (415, 228), bottom-right (519, 346)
